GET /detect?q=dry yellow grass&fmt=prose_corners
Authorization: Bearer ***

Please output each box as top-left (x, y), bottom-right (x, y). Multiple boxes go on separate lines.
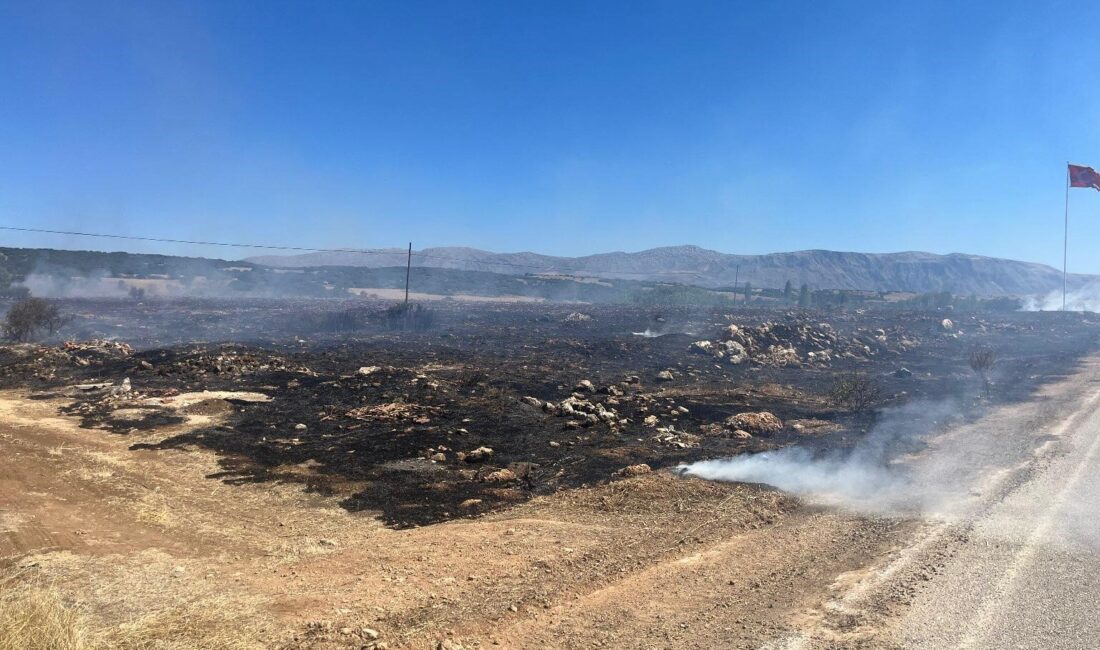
top-left (132, 490), bottom-right (174, 528)
top-left (0, 577), bottom-right (90, 650)
top-left (1, 570), bottom-right (268, 650)
top-left (100, 600), bottom-right (268, 650)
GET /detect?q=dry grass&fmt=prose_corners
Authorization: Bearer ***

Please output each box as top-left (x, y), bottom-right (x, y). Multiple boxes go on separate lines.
top-left (100, 601), bottom-right (268, 650)
top-left (1, 568), bottom-right (270, 650)
top-left (0, 576), bottom-right (90, 650)
top-left (132, 491), bottom-right (174, 528)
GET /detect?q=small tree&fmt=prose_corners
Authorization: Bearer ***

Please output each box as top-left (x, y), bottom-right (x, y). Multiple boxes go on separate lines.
top-left (0, 252), bottom-right (12, 289)
top-left (742, 281), bottom-right (753, 303)
top-left (3, 297), bottom-right (66, 341)
top-left (969, 347), bottom-right (996, 396)
top-left (798, 283), bottom-right (810, 308)
top-left (382, 302), bottom-right (435, 331)
top-left (829, 372), bottom-right (882, 412)
top-left (783, 280), bottom-right (793, 303)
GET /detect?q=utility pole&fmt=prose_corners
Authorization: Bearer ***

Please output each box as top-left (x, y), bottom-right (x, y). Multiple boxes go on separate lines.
top-left (404, 242), bottom-right (412, 305)
top-left (733, 264), bottom-right (740, 301)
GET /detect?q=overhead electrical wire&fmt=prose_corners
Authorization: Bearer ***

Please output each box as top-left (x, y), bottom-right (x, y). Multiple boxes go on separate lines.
top-left (0, 225), bottom-right (704, 279)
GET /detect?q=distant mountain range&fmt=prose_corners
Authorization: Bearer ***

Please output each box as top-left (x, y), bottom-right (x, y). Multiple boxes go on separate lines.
top-left (247, 245), bottom-right (1092, 296)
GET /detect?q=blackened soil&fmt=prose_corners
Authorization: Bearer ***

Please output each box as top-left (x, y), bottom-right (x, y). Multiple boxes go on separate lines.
top-left (2, 299), bottom-right (1096, 528)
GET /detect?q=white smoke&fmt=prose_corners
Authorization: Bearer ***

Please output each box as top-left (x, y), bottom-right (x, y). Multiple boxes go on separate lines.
top-left (18, 270), bottom-right (133, 298)
top-left (1021, 282), bottom-right (1100, 313)
top-left (679, 400), bottom-right (969, 515)
top-left (683, 447), bottom-right (900, 506)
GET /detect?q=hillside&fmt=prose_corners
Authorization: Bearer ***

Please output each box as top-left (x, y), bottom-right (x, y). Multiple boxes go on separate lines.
top-left (247, 245), bottom-right (1092, 296)
top-left (0, 247), bottom-right (719, 304)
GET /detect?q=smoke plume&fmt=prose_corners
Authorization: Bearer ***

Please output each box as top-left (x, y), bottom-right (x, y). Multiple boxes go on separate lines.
top-left (679, 399), bottom-right (969, 515)
top-left (1022, 282), bottom-right (1100, 313)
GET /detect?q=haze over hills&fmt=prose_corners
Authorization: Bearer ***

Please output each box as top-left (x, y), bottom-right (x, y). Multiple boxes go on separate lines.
top-left (247, 245), bottom-right (1090, 296)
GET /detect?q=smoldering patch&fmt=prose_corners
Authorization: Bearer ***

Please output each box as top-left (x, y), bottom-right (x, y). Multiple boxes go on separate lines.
top-left (678, 447), bottom-right (909, 511)
top-left (679, 399), bottom-right (975, 515)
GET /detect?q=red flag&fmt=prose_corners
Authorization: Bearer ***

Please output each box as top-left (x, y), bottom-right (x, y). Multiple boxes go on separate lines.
top-left (1069, 164), bottom-right (1100, 190)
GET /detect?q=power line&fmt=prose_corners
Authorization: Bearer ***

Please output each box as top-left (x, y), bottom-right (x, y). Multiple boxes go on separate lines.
top-left (0, 224), bottom-right (705, 279)
top-left (0, 226), bottom-right (385, 255)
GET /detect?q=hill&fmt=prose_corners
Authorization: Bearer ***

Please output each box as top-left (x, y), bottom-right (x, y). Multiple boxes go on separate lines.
top-left (247, 245), bottom-right (1092, 296)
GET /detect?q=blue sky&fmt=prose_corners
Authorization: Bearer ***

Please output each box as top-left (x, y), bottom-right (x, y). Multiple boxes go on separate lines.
top-left (2, 1), bottom-right (1100, 270)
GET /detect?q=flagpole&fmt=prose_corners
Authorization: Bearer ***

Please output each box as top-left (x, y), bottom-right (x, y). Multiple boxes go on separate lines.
top-left (1064, 162), bottom-right (1070, 311)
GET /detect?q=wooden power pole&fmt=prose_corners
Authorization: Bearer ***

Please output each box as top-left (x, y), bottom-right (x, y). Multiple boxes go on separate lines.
top-left (404, 242), bottom-right (412, 305)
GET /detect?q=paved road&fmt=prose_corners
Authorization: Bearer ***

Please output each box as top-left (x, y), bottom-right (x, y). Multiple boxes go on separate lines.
top-left (894, 368), bottom-right (1100, 648)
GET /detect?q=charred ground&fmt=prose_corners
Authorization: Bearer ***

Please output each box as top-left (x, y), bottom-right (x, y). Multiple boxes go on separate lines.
top-left (2, 298), bottom-right (1096, 529)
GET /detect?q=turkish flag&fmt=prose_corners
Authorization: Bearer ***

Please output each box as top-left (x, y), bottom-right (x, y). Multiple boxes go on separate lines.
top-left (1069, 164), bottom-right (1100, 190)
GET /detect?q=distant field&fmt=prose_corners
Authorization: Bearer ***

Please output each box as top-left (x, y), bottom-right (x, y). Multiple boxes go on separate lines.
top-left (346, 287), bottom-right (548, 302)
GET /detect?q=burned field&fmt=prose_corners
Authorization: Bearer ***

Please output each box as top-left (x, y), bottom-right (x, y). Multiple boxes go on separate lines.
top-left (3, 298), bottom-right (1096, 530)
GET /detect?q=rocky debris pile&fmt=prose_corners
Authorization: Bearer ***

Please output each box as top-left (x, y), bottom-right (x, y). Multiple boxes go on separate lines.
top-left (850, 326), bottom-right (921, 354)
top-left (346, 402), bottom-right (439, 423)
top-left (652, 425), bottom-right (701, 448)
top-left (159, 348), bottom-right (315, 377)
top-left (563, 311), bottom-right (592, 323)
top-left (724, 320), bottom-right (843, 367)
top-left (422, 445), bottom-right (533, 485)
top-left (689, 339), bottom-right (748, 364)
top-left (18, 339), bottom-right (135, 374)
top-left (557, 395), bottom-right (625, 429)
top-left (698, 422), bottom-right (754, 439)
top-left (692, 316), bottom-right (920, 367)
top-left (724, 411), bottom-right (783, 435)
top-left (522, 380), bottom-right (632, 430)
top-left (61, 339), bottom-right (133, 359)
top-left (458, 446), bottom-right (494, 462)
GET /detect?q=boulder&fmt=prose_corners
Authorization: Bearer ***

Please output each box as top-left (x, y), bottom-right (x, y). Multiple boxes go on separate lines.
top-left (690, 340), bottom-right (714, 354)
top-left (110, 377), bottom-right (132, 397)
top-left (722, 340), bottom-right (748, 364)
top-left (724, 411), bottom-right (783, 435)
top-left (612, 463), bottom-right (652, 479)
top-left (462, 446), bottom-right (494, 462)
top-left (483, 468), bottom-right (517, 483)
